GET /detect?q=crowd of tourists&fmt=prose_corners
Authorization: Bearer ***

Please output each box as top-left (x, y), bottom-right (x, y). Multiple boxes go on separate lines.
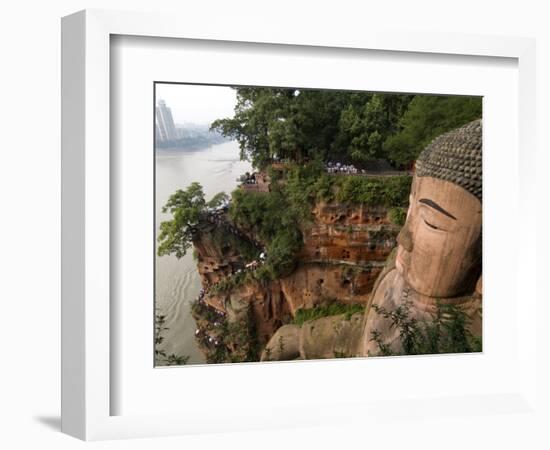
top-left (195, 327), bottom-right (221, 347)
top-left (239, 172), bottom-right (258, 185)
top-left (325, 161), bottom-right (367, 175)
top-left (204, 198), bottom-right (230, 217)
top-left (194, 289), bottom-right (225, 347)
top-left (216, 250), bottom-right (267, 283)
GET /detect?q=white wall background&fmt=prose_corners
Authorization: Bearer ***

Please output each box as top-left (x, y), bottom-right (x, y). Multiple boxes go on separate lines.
top-left (0, 1), bottom-right (548, 449)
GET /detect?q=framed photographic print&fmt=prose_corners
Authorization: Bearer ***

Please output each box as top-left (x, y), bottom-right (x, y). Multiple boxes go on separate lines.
top-left (62, 9), bottom-right (538, 441)
top-left (153, 82), bottom-right (483, 367)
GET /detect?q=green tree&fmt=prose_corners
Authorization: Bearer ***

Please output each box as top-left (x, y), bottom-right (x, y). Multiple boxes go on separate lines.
top-left (211, 88), bottom-right (297, 168)
top-left (157, 182), bottom-right (228, 258)
top-left (155, 311), bottom-right (190, 366)
top-left (384, 95), bottom-right (482, 166)
top-left (211, 88), bottom-right (380, 168)
top-left (211, 87), bottom-right (480, 169)
top-left (335, 93), bottom-right (412, 163)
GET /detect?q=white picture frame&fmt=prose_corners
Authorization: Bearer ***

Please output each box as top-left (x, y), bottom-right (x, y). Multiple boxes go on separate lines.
top-left (61, 9), bottom-right (538, 441)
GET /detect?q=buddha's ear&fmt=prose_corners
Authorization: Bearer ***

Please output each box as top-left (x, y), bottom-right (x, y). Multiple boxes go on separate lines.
top-left (475, 275), bottom-right (482, 296)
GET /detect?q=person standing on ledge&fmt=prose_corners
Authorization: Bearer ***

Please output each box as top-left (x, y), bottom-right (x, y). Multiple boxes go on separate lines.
top-left (261, 119), bottom-right (483, 361)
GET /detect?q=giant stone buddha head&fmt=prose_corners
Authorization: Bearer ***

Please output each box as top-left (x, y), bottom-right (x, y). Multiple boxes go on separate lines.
top-left (395, 119), bottom-right (482, 298)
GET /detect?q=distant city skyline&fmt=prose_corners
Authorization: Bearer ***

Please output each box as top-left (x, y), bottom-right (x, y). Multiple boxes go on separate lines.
top-left (156, 99), bottom-right (178, 142)
top-left (155, 83), bottom-right (237, 126)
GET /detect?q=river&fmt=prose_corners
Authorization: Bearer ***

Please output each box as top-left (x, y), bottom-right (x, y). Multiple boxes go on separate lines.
top-left (155, 141), bottom-right (252, 365)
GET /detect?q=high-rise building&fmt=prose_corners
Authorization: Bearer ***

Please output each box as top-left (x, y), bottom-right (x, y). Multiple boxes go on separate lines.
top-left (156, 99), bottom-right (178, 142)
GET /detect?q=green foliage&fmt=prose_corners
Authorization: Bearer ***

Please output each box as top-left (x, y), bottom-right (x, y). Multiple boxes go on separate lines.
top-left (154, 312), bottom-right (168, 349)
top-left (293, 301), bottom-right (365, 326)
top-left (369, 300), bottom-right (482, 356)
top-left (191, 300), bottom-right (221, 323)
top-left (264, 229), bottom-right (303, 278)
top-left (193, 301), bottom-right (260, 364)
top-left (155, 311), bottom-right (190, 366)
top-left (388, 207), bottom-right (407, 226)
top-left (311, 173), bottom-right (335, 202)
top-left (336, 93), bottom-right (412, 162)
top-left (283, 159), bottom-right (326, 219)
top-left (208, 191), bottom-right (231, 208)
top-left (157, 182), bottom-right (229, 258)
top-left (163, 354), bottom-right (191, 365)
top-left (335, 175), bottom-right (412, 207)
top-left (266, 165), bottom-right (284, 183)
top-left (209, 270), bottom-right (250, 295)
top-left (228, 174), bottom-right (306, 281)
top-left (212, 87), bottom-right (481, 169)
top-left (211, 88), bottom-right (304, 168)
top-left (210, 225), bottom-right (259, 262)
top-left (229, 189), bottom-right (290, 242)
top-left (384, 96), bottom-right (482, 166)
top-left (211, 88), bottom-right (414, 168)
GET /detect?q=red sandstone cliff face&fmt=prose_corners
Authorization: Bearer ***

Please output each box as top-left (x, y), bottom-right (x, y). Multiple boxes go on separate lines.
top-left (303, 202), bottom-right (397, 264)
top-left (288, 202), bottom-right (398, 310)
top-left (223, 282), bottom-right (292, 345)
top-left (193, 224), bottom-right (242, 286)
top-left (193, 219), bottom-right (261, 286)
top-left (192, 201), bottom-right (399, 354)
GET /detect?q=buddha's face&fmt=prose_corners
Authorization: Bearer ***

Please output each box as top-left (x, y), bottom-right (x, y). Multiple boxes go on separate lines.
top-left (395, 176), bottom-right (482, 297)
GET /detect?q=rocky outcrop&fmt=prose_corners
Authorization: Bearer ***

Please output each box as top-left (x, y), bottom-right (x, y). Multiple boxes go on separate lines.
top-left (191, 199), bottom-right (399, 360)
top-left (193, 220), bottom-right (261, 286)
top-left (193, 225), bottom-right (241, 286)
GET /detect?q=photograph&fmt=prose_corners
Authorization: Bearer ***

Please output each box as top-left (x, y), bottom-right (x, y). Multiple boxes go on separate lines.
top-left (154, 83), bottom-right (483, 366)
top-left (1, 0), bottom-right (543, 446)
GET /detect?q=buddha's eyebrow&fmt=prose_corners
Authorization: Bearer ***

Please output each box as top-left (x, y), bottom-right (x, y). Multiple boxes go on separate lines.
top-left (418, 198), bottom-right (457, 220)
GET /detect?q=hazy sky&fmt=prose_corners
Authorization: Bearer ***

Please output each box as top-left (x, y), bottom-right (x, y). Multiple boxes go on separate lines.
top-left (156, 83), bottom-right (237, 126)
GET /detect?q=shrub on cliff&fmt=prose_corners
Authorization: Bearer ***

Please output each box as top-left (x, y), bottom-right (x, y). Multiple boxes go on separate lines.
top-left (369, 300), bottom-right (482, 356)
top-left (264, 228), bottom-right (302, 278)
top-left (229, 189), bottom-right (291, 241)
top-left (229, 182), bottom-right (304, 281)
top-left (209, 271), bottom-right (249, 295)
top-left (155, 311), bottom-right (190, 366)
top-left (210, 226), bottom-right (259, 262)
top-left (293, 301), bottom-right (365, 326)
top-left (388, 207), bottom-right (407, 226)
top-left (335, 175), bottom-right (412, 207)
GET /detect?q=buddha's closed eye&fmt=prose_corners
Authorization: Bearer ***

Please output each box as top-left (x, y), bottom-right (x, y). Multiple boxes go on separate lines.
top-left (423, 219), bottom-right (440, 230)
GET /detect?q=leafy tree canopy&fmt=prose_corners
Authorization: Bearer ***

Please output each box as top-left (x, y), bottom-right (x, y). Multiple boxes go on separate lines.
top-left (157, 182), bottom-right (228, 258)
top-left (335, 93), bottom-right (412, 162)
top-left (211, 88), bottom-right (409, 168)
top-left (211, 87), bottom-right (482, 168)
top-left (383, 96), bottom-right (483, 166)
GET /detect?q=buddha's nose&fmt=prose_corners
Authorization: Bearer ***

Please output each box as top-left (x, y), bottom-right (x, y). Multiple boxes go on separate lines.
top-left (397, 221), bottom-right (413, 252)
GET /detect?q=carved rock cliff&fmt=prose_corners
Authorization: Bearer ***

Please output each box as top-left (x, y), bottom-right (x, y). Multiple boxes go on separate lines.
top-left (190, 199), bottom-right (399, 360)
